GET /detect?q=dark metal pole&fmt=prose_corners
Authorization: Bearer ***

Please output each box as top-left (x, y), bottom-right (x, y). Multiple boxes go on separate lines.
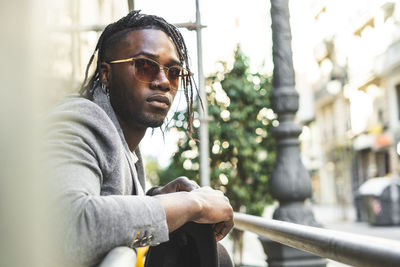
top-left (269, 0), bottom-right (314, 215)
top-left (260, 0), bottom-right (326, 266)
top-left (269, 0), bottom-right (317, 227)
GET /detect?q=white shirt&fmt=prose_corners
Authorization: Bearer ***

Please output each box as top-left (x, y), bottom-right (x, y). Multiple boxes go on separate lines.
top-left (130, 151), bottom-right (145, 196)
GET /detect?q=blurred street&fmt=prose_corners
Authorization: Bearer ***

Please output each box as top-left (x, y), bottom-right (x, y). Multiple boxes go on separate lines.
top-left (221, 204), bottom-right (400, 267)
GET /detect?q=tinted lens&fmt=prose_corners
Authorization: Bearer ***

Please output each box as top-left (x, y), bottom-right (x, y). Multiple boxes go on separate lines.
top-left (134, 58), bottom-right (159, 83)
top-left (167, 67), bottom-right (182, 87)
top-left (133, 58), bottom-right (188, 89)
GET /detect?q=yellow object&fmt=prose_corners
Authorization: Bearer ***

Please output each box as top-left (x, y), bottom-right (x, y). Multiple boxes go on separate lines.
top-left (368, 124), bottom-right (383, 135)
top-left (136, 246), bottom-right (149, 267)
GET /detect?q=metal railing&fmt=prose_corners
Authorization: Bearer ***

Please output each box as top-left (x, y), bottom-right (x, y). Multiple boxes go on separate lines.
top-left (99, 212), bottom-right (400, 266)
top-left (234, 212), bottom-right (400, 267)
top-left (98, 247), bottom-right (136, 267)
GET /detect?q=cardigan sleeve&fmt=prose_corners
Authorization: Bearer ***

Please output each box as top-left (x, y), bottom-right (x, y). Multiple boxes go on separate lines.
top-left (44, 96), bottom-right (169, 266)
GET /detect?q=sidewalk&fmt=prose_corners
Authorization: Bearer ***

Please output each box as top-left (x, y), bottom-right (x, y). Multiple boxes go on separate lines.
top-left (313, 204), bottom-right (400, 241)
top-left (223, 204), bottom-right (400, 267)
top-left (313, 204), bottom-right (400, 267)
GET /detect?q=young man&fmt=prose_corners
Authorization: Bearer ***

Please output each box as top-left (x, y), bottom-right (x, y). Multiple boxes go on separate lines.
top-left (46, 10), bottom-right (233, 266)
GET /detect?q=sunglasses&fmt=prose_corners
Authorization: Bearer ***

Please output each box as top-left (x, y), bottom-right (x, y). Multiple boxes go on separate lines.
top-left (109, 57), bottom-right (192, 89)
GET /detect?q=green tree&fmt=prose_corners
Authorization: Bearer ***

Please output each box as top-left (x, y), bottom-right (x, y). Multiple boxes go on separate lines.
top-left (159, 46), bottom-right (276, 263)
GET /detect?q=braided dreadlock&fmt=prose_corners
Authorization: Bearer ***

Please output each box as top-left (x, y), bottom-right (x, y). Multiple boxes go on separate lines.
top-left (80, 10), bottom-right (197, 138)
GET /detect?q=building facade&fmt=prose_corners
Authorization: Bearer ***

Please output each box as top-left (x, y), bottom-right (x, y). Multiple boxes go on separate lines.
top-left (45, 0), bottom-right (129, 107)
top-left (296, 1), bottom-right (400, 213)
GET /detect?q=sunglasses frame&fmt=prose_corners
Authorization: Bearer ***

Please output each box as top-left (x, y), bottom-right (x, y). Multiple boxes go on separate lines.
top-left (108, 57), bottom-right (192, 89)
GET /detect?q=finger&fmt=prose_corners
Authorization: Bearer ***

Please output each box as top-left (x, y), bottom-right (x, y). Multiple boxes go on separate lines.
top-left (215, 226), bottom-right (226, 242)
top-left (146, 186), bottom-right (161, 196)
top-left (216, 233), bottom-right (224, 242)
top-left (213, 222), bottom-right (225, 236)
top-left (190, 180), bottom-right (200, 189)
top-left (214, 220), bottom-right (234, 242)
top-left (176, 176), bottom-right (198, 192)
top-left (213, 222), bottom-right (226, 241)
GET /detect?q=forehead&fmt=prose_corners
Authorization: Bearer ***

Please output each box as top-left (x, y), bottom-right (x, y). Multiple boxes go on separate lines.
top-left (114, 29), bottom-right (180, 62)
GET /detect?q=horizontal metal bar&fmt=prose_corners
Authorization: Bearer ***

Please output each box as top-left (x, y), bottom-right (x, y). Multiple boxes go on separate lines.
top-left (98, 246), bottom-right (136, 267)
top-left (234, 212), bottom-right (400, 267)
top-left (50, 25), bottom-right (107, 33)
top-left (174, 22), bottom-right (206, 31)
top-left (51, 22), bottom-right (206, 33)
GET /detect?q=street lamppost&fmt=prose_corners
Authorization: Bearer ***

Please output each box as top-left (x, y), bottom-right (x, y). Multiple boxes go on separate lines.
top-left (259, 1), bottom-right (326, 266)
top-left (176, 0), bottom-right (210, 187)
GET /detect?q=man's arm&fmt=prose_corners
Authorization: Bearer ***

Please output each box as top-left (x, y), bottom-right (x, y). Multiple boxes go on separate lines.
top-left (45, 98), bottom-right (169, 266)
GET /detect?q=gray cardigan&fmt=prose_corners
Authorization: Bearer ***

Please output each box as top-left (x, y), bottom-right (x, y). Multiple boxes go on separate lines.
top-left (45, 87), bottom-right (169, 266)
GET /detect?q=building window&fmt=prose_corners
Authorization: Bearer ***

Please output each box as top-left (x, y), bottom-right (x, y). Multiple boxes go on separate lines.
top-left (396, 84), bottom-right (400, 120)
top-left (376, 151), bottom-right (390, 177)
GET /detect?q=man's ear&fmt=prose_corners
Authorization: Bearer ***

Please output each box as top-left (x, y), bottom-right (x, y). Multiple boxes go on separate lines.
top-left (100, 62), bottom-right (112, 86)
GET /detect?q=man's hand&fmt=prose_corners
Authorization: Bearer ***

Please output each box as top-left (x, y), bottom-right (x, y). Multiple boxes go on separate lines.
top-left (190, 187), bottom-right (234, 241)
top-left (150, 176), bottom-right (199, 195)
top-left (153, 179), bottom-right (234, 242)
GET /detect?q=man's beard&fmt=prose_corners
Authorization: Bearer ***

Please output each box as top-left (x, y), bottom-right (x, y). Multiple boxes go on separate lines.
top-left (135, 113), bottom-right (165, 128)
top-left (110, 94), bottom-right (168, 129)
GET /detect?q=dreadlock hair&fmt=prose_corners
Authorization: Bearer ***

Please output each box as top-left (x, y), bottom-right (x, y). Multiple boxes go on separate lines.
top-left (80, 10), bottom-right (198, 138)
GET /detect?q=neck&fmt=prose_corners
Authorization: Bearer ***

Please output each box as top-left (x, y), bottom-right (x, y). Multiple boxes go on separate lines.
top-left (117, 117), bottom-right (147, 152)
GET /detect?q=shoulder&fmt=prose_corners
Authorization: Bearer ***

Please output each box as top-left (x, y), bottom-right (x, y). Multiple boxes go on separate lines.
top-left (49, 94), bottom-right (107, 122)
top-left (44, 94), bottom-right (122, 164)
top-left (46, 94), bottom-right (116, 133)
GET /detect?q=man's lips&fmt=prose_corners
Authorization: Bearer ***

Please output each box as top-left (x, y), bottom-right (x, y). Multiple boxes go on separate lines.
top-left (146, 94), bottom-right (172, 107)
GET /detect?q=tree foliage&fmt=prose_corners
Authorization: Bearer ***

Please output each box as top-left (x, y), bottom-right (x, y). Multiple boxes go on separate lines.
top-left (159, 46), bottom-right (276, 216)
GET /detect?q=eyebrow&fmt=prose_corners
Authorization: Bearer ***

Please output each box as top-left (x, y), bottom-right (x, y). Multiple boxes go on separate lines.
top-left (133, 51), bottom-right (182, 66)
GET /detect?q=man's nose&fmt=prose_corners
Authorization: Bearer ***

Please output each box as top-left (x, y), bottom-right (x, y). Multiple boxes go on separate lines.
top-left (151, 68), bottom-right (170, 91)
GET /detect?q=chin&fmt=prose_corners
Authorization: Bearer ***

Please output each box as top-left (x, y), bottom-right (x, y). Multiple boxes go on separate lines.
top-left (137, 114), bottom-right (166, 128)
top-left (145, 120), bottom-right (164, 128)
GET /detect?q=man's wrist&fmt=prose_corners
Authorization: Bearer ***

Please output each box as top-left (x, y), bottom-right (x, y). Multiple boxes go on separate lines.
top-left (189, 192), bottom-right (204, 222)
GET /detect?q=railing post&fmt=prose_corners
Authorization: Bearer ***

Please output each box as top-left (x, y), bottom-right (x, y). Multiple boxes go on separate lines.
top-left (260, 0), bottom-right (326, 266)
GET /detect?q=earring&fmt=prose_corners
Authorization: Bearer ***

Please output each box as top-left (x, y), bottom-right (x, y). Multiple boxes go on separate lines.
top-left (101, 83), bottom-right (109, 96)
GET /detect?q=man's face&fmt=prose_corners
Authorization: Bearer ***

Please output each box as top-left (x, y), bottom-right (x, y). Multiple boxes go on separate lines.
top-left (105, 29), bottom-right (180, 130)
